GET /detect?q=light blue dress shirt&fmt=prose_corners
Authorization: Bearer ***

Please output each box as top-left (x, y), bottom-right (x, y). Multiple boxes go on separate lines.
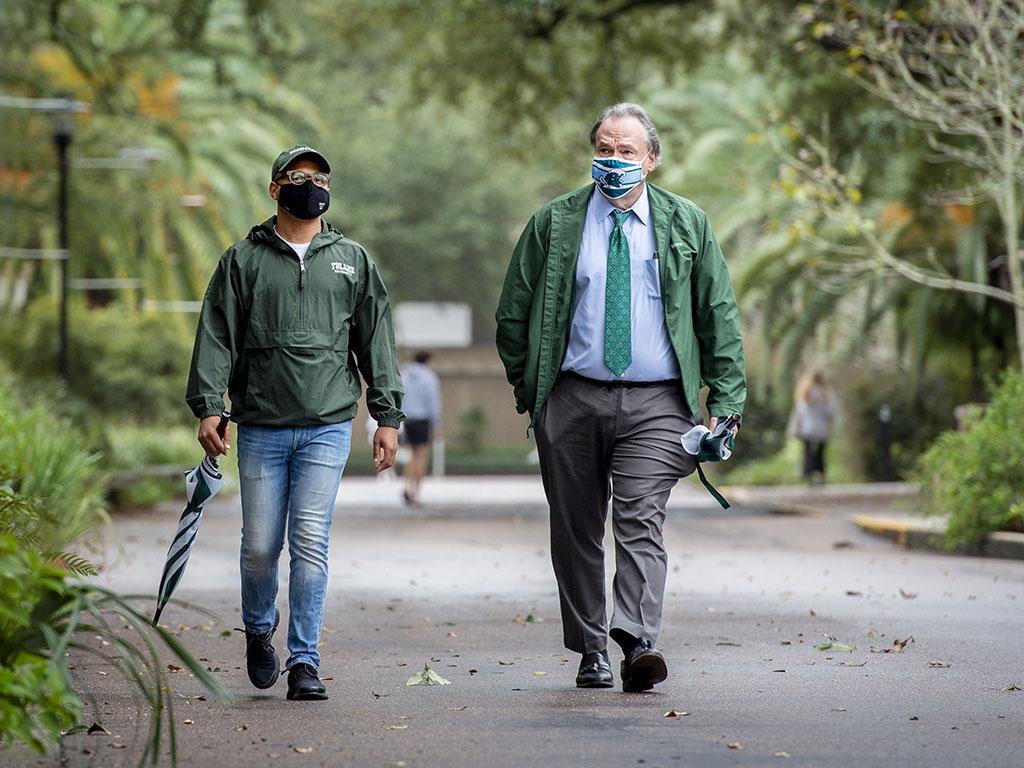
top-left (561, 186), bottom-right (681, 382)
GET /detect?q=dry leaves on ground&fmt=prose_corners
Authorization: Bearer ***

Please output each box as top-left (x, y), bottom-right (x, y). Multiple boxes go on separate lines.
top-left (406, 664), bottom-right (452, 686)
top-left (815, 635), bottom-right (856, 653)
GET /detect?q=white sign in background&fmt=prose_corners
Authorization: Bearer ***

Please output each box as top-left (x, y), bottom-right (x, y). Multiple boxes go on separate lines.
top-left (394, 302), bottom-right (472, 348)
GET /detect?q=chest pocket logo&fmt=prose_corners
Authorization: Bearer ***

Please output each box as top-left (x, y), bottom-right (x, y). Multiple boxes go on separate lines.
top-left (331, 262), bottom-right (356, 277)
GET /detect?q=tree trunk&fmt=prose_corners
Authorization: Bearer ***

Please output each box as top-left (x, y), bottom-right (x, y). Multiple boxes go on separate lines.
top-left (1001, 178), bottom-right (1024, 369)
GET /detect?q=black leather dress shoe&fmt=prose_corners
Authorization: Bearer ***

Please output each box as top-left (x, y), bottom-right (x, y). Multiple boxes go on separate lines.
top-left (576, 650), bottom-right (614, 688)
top-left (287, 662), bottom-right (328, 701)
top-left (244, 609), bottom-right (280, 689)
top-left (620, 640), bottom-right (668, 693)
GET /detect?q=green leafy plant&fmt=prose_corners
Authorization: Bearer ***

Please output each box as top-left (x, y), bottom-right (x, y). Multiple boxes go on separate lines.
top-left (914, 370), bottom-right (1024, 549)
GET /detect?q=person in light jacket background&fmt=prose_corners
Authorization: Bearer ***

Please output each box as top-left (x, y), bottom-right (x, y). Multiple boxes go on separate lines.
top-left (399, 351), bottom-right (442, 505)
top-left (793, 370), bottom-right (837, 485)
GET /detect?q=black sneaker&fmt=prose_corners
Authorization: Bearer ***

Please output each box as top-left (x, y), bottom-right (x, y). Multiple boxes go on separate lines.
top-left (244, 609), bottom-right (280, 689)
top-left (620, 639), bottom-right (668, 693)
top-left (287, 663), bottom-right (328, 701)
top-left (576, 650), bottom-right (614, 688)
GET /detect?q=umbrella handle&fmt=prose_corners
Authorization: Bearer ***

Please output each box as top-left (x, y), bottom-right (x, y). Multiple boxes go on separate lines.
top-left (216, 411), bottom-right (230, 440)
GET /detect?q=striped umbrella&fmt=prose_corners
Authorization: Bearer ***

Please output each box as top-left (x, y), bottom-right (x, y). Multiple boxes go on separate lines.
top-left (152, 413), bottom-right (229, 625)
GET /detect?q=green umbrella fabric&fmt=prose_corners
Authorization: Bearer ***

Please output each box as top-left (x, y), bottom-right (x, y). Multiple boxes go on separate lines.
top-left (681, 413), bottom-right (741, 510)
top-left (152, 415), bottom-right (228, 625)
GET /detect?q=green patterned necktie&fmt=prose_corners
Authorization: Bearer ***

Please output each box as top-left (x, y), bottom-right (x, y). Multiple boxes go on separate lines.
top-left (604, 209), bottom-right (632, 376)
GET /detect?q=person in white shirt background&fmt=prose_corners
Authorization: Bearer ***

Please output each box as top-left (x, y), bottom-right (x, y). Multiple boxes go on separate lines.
top-left (399, 351), bottom-right (442, 505)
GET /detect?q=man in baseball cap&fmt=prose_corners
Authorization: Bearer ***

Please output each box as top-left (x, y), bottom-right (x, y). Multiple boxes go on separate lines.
top-left (187, 144), bottom-right (404, 701)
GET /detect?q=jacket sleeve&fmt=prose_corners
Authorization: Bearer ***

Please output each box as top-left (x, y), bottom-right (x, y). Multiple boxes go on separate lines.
top-left (692, 214), bottom-right (747, 418)
top-left (185, 251), bottom-right (242, 420)
top-left (495, 213), bottom-right (544, 414)
top-left (352, 253), bottom-right (405, 429)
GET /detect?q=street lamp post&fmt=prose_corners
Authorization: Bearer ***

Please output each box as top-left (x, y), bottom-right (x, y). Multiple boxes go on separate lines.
top-left (0, 94), bottom-right (90, 381)
top-left (53, 108), bottom-right (73, 381)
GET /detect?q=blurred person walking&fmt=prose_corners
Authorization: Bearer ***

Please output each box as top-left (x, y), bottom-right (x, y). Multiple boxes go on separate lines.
top-left (399, 351), bottom-right (442, 506)
top-left (186, 144), bottom-right (404, 701)
top-left (496, 103), bottom-right (746, 692)
top-left (793, 370), bottom-right (837, 485)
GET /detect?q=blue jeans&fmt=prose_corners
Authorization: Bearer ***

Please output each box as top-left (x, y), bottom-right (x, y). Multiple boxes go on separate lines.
top-left (236, 421), bottom-right (352, 669)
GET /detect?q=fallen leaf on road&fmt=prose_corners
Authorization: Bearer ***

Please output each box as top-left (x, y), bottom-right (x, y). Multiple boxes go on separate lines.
top-left (294, 745), bottom-right (313, 753)
top-left (779, 640), bottom-right (792, 646)
top-left (110, 743), bottom-right (127, 749)
top-left (448, 706), bottom-right (468, 712)
top-left (234, 725), bottom-right (248, 732)
top-left (832, 540), bottom-right (855, 549)
top-left (220, 630), bottom-right (232, 637)
top-left (406, 664), bottom-right (452, 686)
top-left (717, 641), bottom-right (741, 647)
top-left (774, 752), bottom-right (790, 758)
top-left (447, 631), bottom-right (458, 638)
top-left (871, 636), bottom-right (913, 654)
top-left (98, 671), bottom-right (108, 676)
top-left (831, 708), bottom-right (847, 712)
top-left (497, 660), bottom-right (514, 666)
top-left (773, 669), bottom-right (786, 673)
top-left (845, 590), bottom-right (862, 597)
top-left (928, 660), bottom-right (952, 668)
top-left (85, 723), bottom-right (109, 735)
top-left (900, 589), bottom-right (918, 599)
top-left (167, 664), bottom-right (183, 673)
top-left (532, 671), bottom-right (546, 676)
top-left (183, 719), bottom-right (194, 725)
top-left (468, 669), bottom-right (478, 675)
top-left (395, 661), bottom-right (408, 667)
top-left (385, 725), bottom-right (409, 731)
top-left (909, 715), bottom-right (919, 721)
top-left (809, 609), bottom-right (817, 617)
top-left (1004, 684), bottom-right (1022, 691)
top-left (815, 635), bottom-right (855, 653)
top-left (663, 710), bottom-right (689, 718)
top-left (839, 661), bottom-right (867, 667)
top-left (727, 742), bottom-right (742, 750)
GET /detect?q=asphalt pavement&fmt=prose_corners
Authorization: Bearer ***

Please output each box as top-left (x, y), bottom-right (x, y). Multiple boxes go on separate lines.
top-left (5, 476), bottom-right (1023, 768)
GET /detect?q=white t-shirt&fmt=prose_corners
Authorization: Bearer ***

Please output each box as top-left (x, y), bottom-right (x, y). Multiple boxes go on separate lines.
top-left (274, 227), bottom-right (312, 263)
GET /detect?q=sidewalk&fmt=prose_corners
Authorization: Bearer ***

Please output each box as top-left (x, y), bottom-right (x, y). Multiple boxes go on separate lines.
top-left (335, 475), bottom-right (919, 517)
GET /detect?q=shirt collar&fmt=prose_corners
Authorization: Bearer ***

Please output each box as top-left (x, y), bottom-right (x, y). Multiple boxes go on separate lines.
top-left (590, 183), bottom-right (650, 226)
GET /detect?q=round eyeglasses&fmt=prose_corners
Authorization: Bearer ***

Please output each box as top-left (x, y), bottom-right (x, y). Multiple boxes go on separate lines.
top-left (276, 169), bottom-right (330, 188)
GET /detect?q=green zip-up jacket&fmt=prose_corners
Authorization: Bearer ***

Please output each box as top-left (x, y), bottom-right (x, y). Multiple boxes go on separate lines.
top-left (186, 217), bottom-right (404, 428)
top-left (495, 183), bottom-right (745, 425)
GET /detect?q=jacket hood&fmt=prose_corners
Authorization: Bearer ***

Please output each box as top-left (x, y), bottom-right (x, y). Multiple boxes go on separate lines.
top-left (246, 217), bottom-right (345, 248)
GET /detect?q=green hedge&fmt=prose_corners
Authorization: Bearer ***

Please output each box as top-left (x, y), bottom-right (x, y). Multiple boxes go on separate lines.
top-left (0, 298), bottom-right (194, 425)
top-left (914, 370), bottom-right (1024, 549)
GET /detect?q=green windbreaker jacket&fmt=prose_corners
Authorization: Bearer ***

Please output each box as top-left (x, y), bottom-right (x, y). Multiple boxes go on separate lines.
top-left (186, 217), bottom-right (404, 428)
top-left (495, 183), bottom-right (746, 426)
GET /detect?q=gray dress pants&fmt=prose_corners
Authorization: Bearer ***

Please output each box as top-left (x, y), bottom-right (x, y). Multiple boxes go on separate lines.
top-left (534, 373), bottom-right (699, 654)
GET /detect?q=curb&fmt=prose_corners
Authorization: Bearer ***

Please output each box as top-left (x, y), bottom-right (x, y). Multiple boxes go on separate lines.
top-left (852, 513), bottom-right (1024, 561)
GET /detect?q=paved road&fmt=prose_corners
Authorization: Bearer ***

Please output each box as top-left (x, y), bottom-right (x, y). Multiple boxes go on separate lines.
top-left (6, 479), bottom-right (1024, 767)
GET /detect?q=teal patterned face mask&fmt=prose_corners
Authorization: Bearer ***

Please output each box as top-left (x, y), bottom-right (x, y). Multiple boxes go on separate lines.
top-left (592, 155), bottom-right (647, 200)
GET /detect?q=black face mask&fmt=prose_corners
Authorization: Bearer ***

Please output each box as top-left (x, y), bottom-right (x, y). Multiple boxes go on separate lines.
top-left (277, 180), bottom-right (329, 220)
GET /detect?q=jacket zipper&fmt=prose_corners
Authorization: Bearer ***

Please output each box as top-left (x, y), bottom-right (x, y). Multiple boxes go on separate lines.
top-left (298, 258), bottom-right (306, 325)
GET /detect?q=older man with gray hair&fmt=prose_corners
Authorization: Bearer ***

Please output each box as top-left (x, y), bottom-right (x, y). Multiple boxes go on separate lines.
top-left (496, 103), bottom-right (746, 692)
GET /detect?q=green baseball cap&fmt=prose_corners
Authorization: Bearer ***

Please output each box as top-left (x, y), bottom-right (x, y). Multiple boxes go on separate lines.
top-left (270, 144), bottom-right (331, 180)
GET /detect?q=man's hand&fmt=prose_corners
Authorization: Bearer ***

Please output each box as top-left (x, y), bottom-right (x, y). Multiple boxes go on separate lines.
top-left (373, 426), bottom-right (399, 472)
top-left (198, 415), bottom-right (230, 457)
top-left (708, 416), bottom-right (740, 439)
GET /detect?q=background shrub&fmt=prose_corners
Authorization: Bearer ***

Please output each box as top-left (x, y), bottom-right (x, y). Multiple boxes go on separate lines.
top-left (914, 370), bottom-right (1024, 549)
top-left (0, 298), bottom-right (194, 426)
